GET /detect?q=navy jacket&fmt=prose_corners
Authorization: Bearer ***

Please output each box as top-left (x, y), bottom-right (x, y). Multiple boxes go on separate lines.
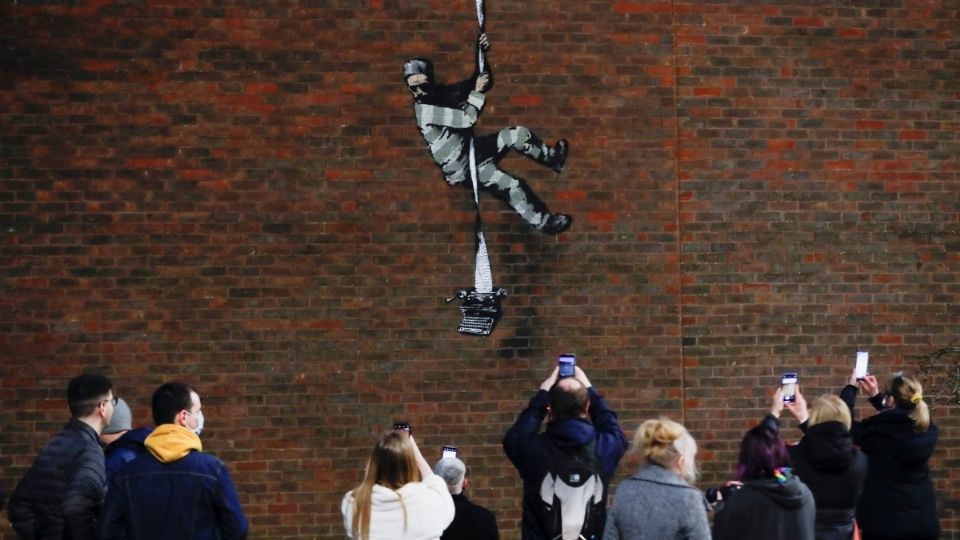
top-left (7, 418), bottom-right (106, 540)
top-left (98, 425), bottom-right (248, 540)
top-left (841, 385), bottom-right (939, 539)
top-left (503, 387), bottom-right (628, 540)
top-left (103, 427), bottom-right (153, 482)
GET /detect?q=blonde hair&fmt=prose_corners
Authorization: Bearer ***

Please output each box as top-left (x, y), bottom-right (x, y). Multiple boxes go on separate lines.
top-left (634, 418), bottom-right (698, 483)
top-left (807, 394), bottom-right (852, 430)
top-left (889, 373), bottom-right (930, 432)
top-left (350, 432), bottom-right (421, 540)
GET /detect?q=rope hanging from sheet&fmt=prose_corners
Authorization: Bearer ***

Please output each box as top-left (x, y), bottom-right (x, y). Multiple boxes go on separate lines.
top-left (445, 0), bottom-right (505, 336)
top-left (470, 0), bottom-right (492, 294)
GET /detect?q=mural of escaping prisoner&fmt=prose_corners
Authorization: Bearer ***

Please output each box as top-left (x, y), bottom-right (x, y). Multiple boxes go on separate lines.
top-left (404, 33), bottom-right (572, 235)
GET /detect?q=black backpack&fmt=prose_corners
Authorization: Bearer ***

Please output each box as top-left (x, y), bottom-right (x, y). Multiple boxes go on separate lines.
top-left (536, 438), bottom-right (605, 540)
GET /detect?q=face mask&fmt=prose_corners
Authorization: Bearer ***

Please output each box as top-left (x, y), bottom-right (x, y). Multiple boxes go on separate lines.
top-left (188, 410), bottom-right (204, 435)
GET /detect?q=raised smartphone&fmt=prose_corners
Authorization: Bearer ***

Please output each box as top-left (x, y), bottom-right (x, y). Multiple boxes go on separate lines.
top-left (558, 354), bottom-right (576, 378)
top-left (781, 373), bottom-right (798, 403)
top-left (855, 351), bottom-right (869, 380)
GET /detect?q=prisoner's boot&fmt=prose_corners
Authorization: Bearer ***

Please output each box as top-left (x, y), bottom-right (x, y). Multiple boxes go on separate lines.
top-left (540, 213), bottom-right (573, 235)
top-left (548, 139), bottom-right (569, 174)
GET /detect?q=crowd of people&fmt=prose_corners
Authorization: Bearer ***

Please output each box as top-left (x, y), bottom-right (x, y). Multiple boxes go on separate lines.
top-left (6, 375), bottom-right (248, 540)
top-left (4, 364), bottom-right (941, 540)
top-left (343, 366), bottom-right (940, 540)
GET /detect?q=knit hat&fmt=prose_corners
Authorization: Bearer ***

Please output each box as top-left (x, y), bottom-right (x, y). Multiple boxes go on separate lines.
top-left (104, 397), bottom-right (132, 434)
top-left (403, 58), bottom-right (433, 80)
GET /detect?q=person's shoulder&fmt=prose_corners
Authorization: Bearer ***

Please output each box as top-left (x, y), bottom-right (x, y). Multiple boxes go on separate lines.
top-left (457, 497), bottom-right (497, 525)
top-left (187, 450), bottom-right (230, 471)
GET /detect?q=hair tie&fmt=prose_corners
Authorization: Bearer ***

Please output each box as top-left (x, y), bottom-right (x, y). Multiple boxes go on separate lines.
top-left (911, 393), bottom-right (922, 404)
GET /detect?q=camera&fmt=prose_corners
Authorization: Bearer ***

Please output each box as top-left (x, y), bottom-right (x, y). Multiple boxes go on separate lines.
top-left (705, 484), bottom-right (742, 505)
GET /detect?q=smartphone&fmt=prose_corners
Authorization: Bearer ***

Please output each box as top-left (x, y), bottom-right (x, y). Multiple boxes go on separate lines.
top-left (855, 351), bottom-right (869, 380)
top-left (781, 373), bottom-right (798, 403)
top-left (441, 445), bottom-right (458, 459)
top-left (558, 354), bottom-right (576, 379)
top-left (393, 422), bottom-right (412, 435)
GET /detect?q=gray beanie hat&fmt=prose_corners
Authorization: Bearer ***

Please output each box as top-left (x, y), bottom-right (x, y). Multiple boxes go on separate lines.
top-left (433, 457), bottom-right (466, 487)
top-left (403, 58), bottom-right (433, 80)
top-left (103, 397), bottom-right (132, 434)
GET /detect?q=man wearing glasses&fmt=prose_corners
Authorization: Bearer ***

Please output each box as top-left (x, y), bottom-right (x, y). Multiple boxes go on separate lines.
top-left (8, 373), bottom-right (116, 540)
top-left (99, 382), bottom-right (248, 540)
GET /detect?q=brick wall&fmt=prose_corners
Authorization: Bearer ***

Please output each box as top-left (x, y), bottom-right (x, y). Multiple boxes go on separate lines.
top-left (1, 1), bottom-right (957, 538)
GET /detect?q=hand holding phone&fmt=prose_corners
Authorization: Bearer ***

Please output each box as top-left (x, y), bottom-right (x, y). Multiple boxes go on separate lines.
top-left (441, 445), bottom-right (458, 459)
top-left (558, 354), bottom-right (576, 379)
top-left (393, 422), bottom-right (412, 435)
top-left (781, 373), bottom-right (798, 403)
top-left (855, 351), bottom-right (869, 380)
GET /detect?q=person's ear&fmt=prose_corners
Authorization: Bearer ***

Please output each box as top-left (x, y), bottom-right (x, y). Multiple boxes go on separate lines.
top-left (462, 477), bottom-right (469, 490)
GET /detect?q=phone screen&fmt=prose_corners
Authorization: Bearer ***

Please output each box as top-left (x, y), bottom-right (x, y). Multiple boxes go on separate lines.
top-left (441, 445), bottom-right (458, 459)
top-left (393, 422), bottom-right (412, 435)
top-left (855, 351), bottom-right (869, 380)
top-left (558, 354), bottom-right (576, 378)
top-left (781, 373), bottom-right (798, 403)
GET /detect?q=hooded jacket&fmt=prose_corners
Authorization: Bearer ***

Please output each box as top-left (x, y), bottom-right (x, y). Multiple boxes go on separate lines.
top-left (603, 463), bottom-right (711, 540)
top-left (103, 427), bottom-right (153, 482)
top-left (785, 419), bottom-right (867, 540)
top-left (98, 424), bottom-right (248, 540)
top-left (712, 474), bottom-right (816, 540)
top-left (7, 418), bottom-right (105, 540)
top-left (841, 385), bottom-right (940, 539)
top-left (341, 473), bottom-right (455, 540)
top-left (503, 387), bottom-right (628, 540)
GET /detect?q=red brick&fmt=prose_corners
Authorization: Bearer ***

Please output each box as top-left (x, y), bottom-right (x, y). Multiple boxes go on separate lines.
top-left (3, 2), bottom-right (959, 539)
top-left (509, 95), bottom-right (543, 107)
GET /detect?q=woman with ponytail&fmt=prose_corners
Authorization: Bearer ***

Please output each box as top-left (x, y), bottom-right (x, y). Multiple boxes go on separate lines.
top-left (603, 418), bottom-right (710, 540)
top-left (341, 430), bottom-right (454, 540)
top-left (842, 371), bottom-right (939, 540)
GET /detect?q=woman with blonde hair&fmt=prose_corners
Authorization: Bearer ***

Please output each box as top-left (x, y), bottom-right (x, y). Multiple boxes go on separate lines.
top-left (341, 430), bottom-right (454, 540)
top-left (843, 371), bottom-right (939, 540)
top-left (782, 387), bottom-right (867, 540)
top-left (603, 418), bottom-right (710, 540)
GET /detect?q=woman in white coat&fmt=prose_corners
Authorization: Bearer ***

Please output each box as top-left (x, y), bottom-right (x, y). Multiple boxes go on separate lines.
top-left (342, 430), bottom-right (454, 540)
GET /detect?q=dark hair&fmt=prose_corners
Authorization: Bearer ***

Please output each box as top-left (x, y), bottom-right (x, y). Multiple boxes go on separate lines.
top-left (67, 374), bottom-right (113, 417)
top-left (152, 382), bottom-right (196, 425)
top-left (736, 423), bottom-right (792, 481)
top-left (548, 379), bottom-right (589, 421)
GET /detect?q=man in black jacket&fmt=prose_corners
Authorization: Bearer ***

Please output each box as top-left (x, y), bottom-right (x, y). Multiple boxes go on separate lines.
top-left (8, 373), bottom-right (115, 540)
top-left (434, 455), bottom-right (500, 540)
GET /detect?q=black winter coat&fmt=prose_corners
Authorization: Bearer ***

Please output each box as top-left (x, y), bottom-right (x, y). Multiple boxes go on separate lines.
top-left (712, 475), bottom-right (816, 540)
top-left (841, 385), bottom-right (940, 539)
top-left (788, 421), bottom-right (867, 540)
top-left (7, 418), bottom-right (106, 540)
top-left (440, 493), bottom-right (500, 540)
